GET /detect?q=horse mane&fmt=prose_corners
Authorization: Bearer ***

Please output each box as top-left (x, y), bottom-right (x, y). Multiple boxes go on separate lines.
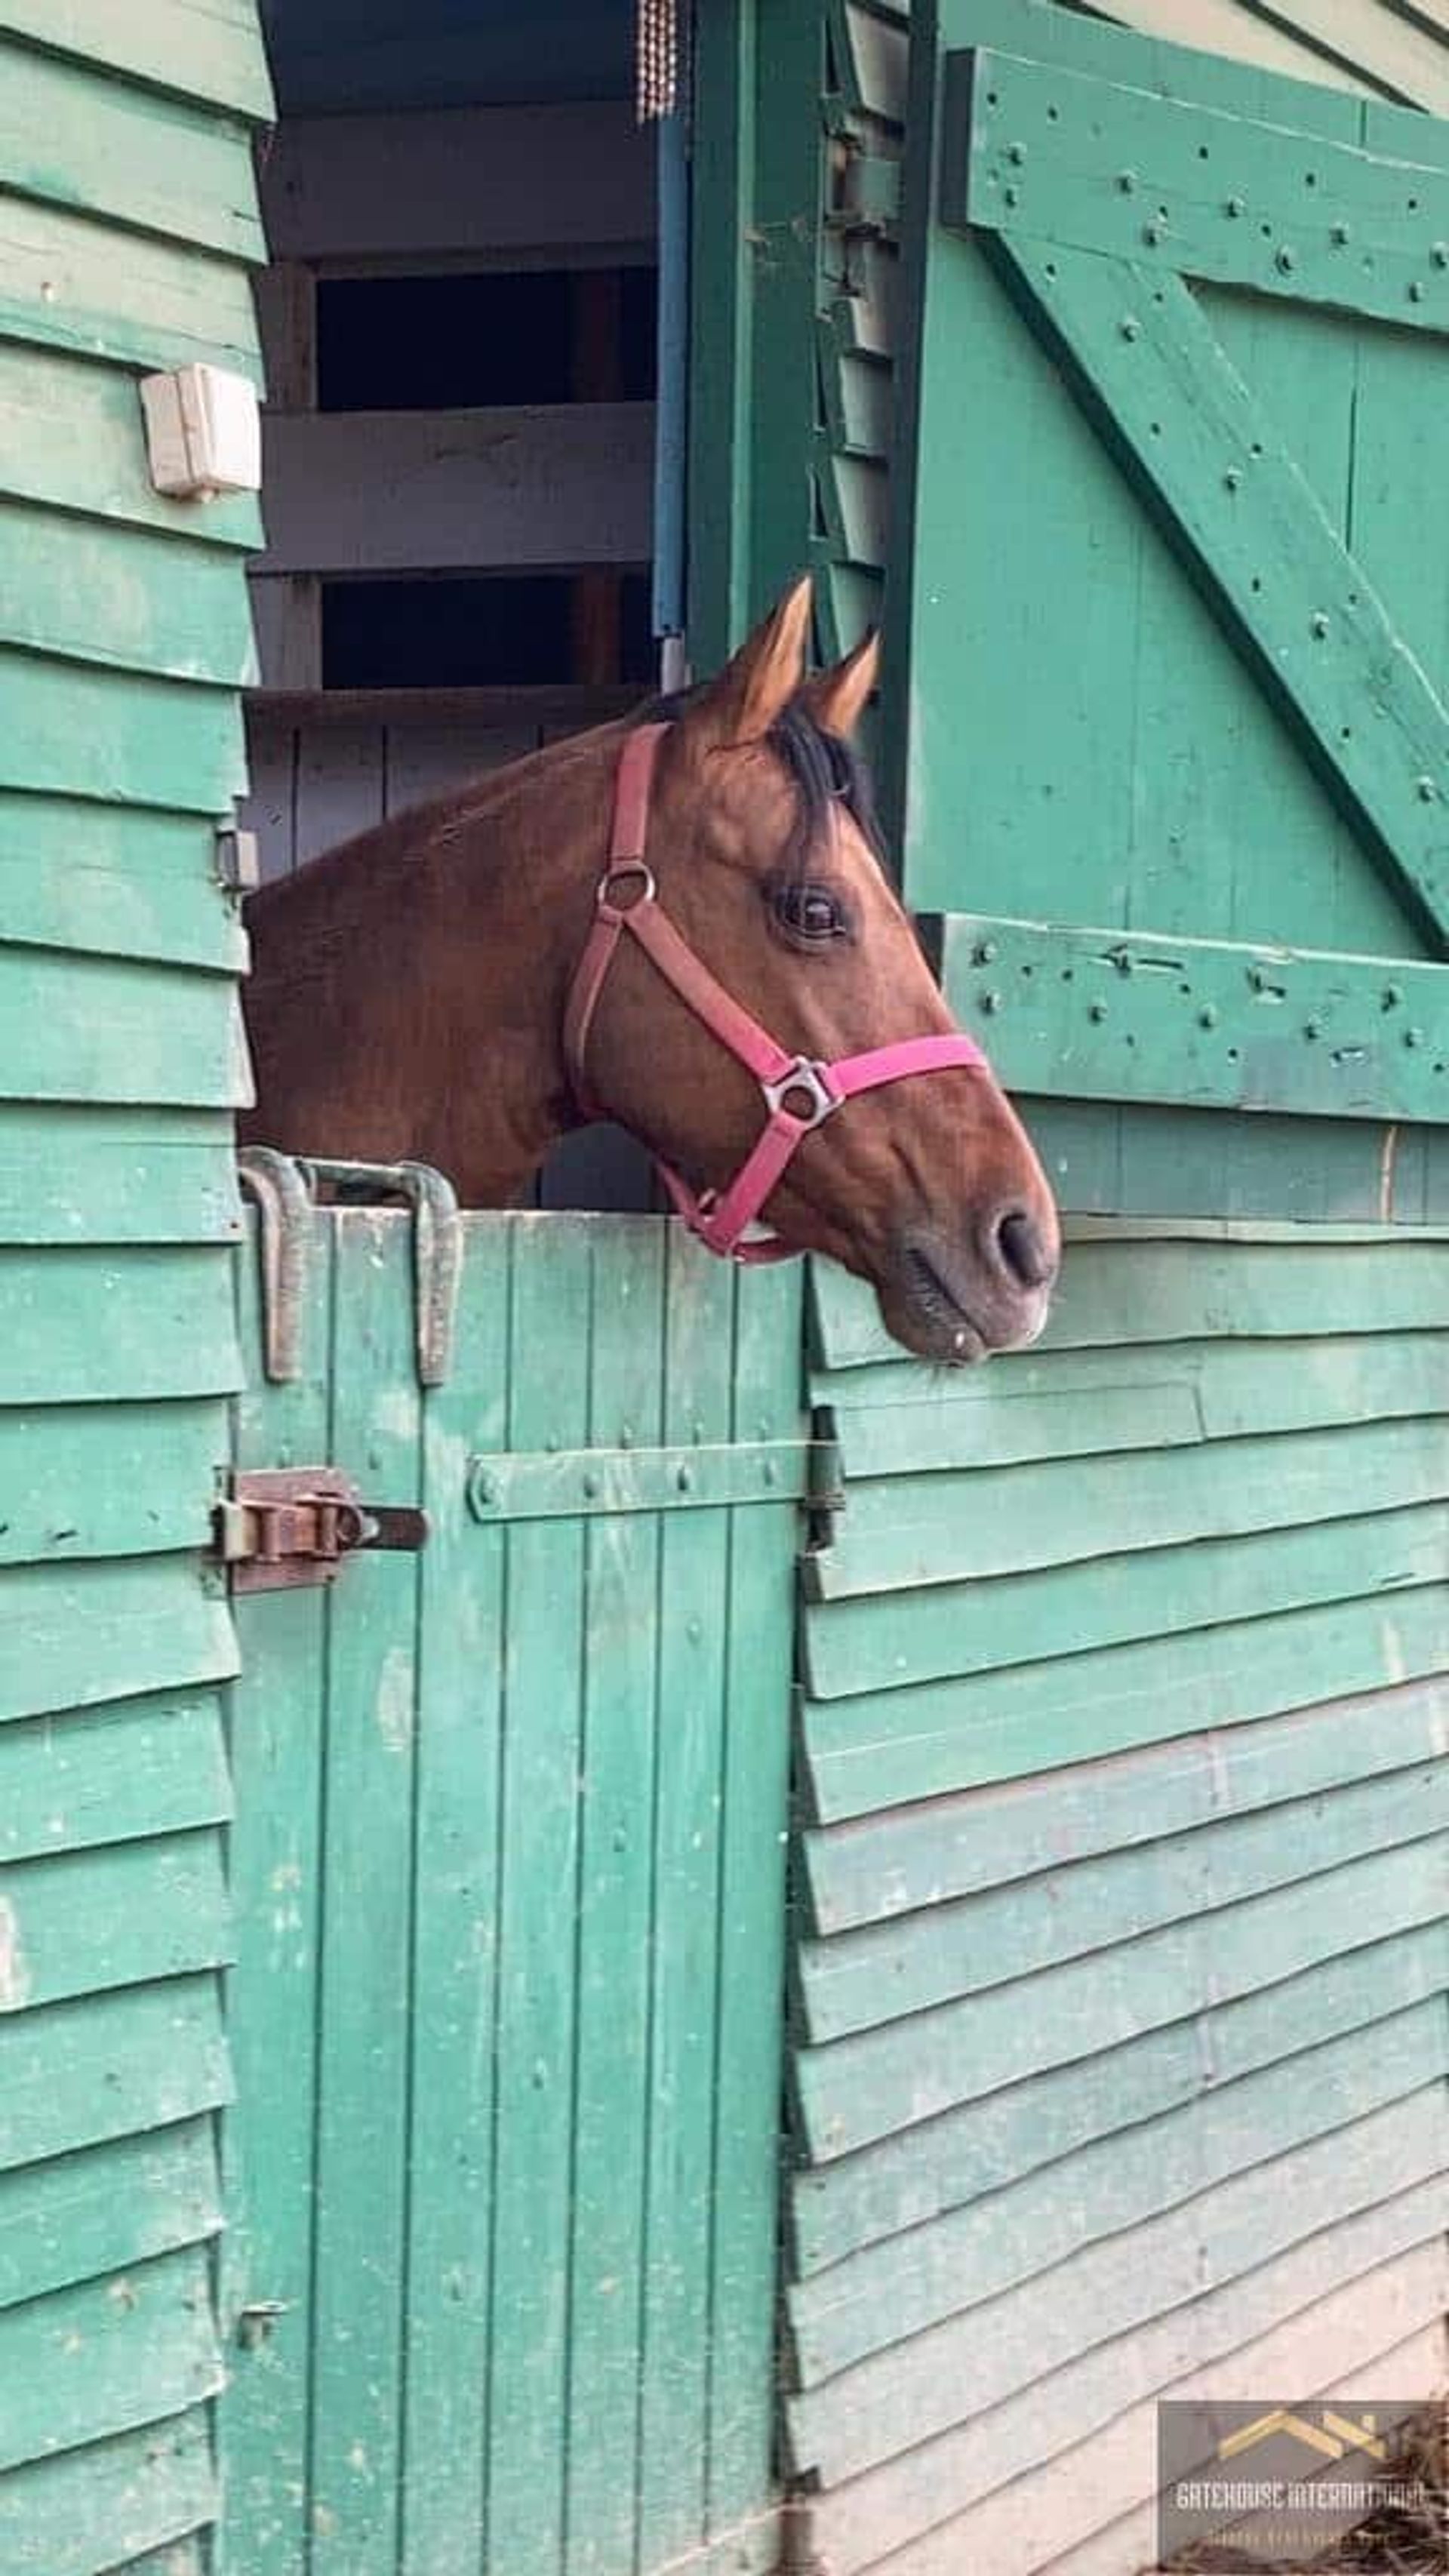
top-left (644, 688), bottom-right (888, 885)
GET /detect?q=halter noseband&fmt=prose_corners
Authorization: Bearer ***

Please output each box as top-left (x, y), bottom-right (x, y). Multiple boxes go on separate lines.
top-left (563, 721), bottom-right (992, 1265)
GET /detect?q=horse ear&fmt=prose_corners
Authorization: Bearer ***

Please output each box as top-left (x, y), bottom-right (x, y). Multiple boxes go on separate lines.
top-left (799, 628), bottom-right (881, 740)
top-left (699, 574), bottom-right (814, 741)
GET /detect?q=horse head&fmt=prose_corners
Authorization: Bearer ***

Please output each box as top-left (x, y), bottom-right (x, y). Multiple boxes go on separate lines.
top-left (572, 576), bottom-right (1060, 1362)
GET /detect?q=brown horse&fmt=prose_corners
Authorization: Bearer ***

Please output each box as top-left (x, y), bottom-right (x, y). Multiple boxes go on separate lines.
top-left (242, 577), bottom-right (1058, 1362)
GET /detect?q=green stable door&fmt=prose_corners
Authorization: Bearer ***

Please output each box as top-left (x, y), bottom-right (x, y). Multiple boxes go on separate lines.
top-left (218, 1197), bottom-right (804, 2576)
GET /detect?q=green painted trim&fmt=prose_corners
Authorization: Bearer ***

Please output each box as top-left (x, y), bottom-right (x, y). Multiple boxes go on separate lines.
top-left (466, 1437), bottom-right (815, 1521)
top-left (986, 234), bottom-right (1449, 953)
top-left (933, 913), bottom-right (1449, 1119)
top-left (952, 48), bottom-right (1449, 337)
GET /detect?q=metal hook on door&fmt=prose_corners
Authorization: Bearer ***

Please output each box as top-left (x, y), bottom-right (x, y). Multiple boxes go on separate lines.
top-left (237, 1150), bottom-right (463, 1388)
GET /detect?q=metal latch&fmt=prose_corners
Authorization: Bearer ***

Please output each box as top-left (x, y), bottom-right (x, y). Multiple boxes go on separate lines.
top-left (214, 1468), bottom-right (428, 1593)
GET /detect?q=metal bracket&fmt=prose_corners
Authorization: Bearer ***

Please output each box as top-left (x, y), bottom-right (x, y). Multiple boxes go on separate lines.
top-left (297, 1158), bottom-right (463, 1387)
top-left (237, 1151), bottom-right (464, 1387)
top-left (214, 1467), bottom-right (428, 1593)
top-left (237, 1146), bottom-right (314, 1383)
top-left (466, 1439), bottom-right (819, 1525)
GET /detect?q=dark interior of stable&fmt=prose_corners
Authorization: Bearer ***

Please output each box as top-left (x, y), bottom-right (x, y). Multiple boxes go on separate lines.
top-left (249, 0), bottom-right (669, 1202)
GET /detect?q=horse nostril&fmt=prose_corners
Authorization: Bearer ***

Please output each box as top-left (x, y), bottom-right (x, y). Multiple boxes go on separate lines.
top-left (995, 1208), bottom-right (1054, 1291)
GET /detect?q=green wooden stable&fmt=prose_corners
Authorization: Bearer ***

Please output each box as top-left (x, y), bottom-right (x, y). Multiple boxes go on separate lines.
top-left (5, 2), bottom-right (1449, 2573)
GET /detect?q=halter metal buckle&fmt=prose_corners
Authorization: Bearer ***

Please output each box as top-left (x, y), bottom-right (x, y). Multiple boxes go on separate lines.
top-left (598, 860), bottom-right (657, 914)
top-left (761, 1057), bottom-right (842, 1130)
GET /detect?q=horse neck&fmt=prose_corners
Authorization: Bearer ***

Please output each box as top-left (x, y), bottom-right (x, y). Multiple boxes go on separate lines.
top-left (244, 726), bottom-right (624, 1199)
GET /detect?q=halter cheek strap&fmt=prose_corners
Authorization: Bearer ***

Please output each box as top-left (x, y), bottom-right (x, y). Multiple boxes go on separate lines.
top-left (563, 722), bottom-right (993, 1264)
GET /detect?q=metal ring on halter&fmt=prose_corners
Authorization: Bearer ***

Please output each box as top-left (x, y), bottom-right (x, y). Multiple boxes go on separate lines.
top-left (761, 1057), bottom-right (843, 1130)
top-left (598, 861), bottom-right (657, 913)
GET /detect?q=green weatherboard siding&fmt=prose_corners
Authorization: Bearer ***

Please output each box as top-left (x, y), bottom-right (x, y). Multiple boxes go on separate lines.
top-left (789, 1212), bottom-right (1449, 2574)
top-left (0, 0), bottom-right (266, 2567)
top-left (220, 1208), bottom-right (802, 2576)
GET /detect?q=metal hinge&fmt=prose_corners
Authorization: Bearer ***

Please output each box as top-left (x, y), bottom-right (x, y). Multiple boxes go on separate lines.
top-left (214, 1467), bottom-right (428, 1593)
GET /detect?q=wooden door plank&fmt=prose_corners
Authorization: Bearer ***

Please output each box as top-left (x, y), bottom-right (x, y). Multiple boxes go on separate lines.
top-left (934, 913), bottom-right (1449, 1120)
top-left (217, 1211), bottom-right (335, 2576)
top-left (306, 1217), bottom-right (421, 2576)
top-left (485, 1218), bottom-right (592, 2573)
top-left (564, 1225), bottom-right (669, 2576)
top-left (985, 235), bottom-right (1449, 948)
top-left (395, 1223), bottom-right (510, 2576)
top-left (706, 1260), bottom-right (801, 2550)
top-left (636, 1233), bottom-right (743, 2573)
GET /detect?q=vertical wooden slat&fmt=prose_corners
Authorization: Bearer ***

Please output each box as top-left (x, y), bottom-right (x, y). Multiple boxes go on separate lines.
top-left (563, 1224), bottom-right (668, 2572)
top-left (485, 1219), bottom-right (594, 2574)
top-left (218, 1213), bottom-right (334, 2576)
top-left (637, 1233), bottom-right (741, 2569)
top-left (398, 1225), bottom-right (510, 2576)
top-left (706, 1260), bottom-right (801, 2555)
top-left (306, 1215), bottom-right (422, 2576)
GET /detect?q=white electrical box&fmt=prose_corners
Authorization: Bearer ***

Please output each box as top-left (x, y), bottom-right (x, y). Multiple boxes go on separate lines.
top-left (140, 363), bottom-right (262, 500)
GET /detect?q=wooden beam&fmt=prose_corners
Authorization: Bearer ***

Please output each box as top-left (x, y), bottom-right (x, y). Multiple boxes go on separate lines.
top-left (263, 103), bottom-right (654, 263)
top-left (932, 913), bottom-right (1449, 1119)
top-left (254, 403), bottom-right (654, 577)
top-left (951, 48), bottom-right (1449, 334)
top-left (986, 237), bottom-right (1449, 951)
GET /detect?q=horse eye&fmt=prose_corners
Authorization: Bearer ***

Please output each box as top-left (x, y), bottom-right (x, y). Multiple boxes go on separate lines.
top-left (772, 882), bottom-right (848, 943)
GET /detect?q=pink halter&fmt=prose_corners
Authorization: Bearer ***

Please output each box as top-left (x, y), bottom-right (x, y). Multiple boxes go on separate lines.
top-left (563, 722), bottom-right (992, 1263)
